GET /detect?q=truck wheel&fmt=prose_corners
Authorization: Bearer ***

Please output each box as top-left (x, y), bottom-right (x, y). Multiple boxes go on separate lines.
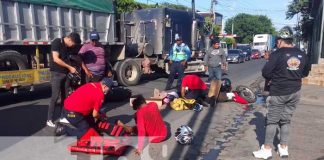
top-left (116, 59), bottom-right (141, 86)
top-left (0, 50), bottom-right (28, 71)
top-left (235, 85), bottom-right (257, 103)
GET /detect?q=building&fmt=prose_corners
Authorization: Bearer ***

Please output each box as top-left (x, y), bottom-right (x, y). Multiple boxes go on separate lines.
top-left (197, 12), bottom-right (223, 29)
top-left (302, 0), bottom-right (324, 86)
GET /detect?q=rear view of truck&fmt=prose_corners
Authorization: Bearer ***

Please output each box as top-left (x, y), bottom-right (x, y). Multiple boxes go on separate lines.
top-left (252, 34), bottom-right (274, 57)
top-left (0, 0), bottom-right (120, 92)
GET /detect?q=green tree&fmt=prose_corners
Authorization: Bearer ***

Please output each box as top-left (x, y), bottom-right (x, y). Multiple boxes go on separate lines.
top-left (286, 0), bottom-right (312, 41)
top-left (224, 13), bottom-right (275, 43)
top-left (116, 0), bottom-right (139, 13)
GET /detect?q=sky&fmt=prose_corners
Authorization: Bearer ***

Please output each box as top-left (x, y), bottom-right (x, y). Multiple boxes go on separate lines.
top-left (136, 0), bottom-right (298, 32)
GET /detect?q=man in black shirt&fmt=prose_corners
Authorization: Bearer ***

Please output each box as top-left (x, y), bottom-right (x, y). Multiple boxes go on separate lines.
top-left (253, 26), bottom-right (310, 159)
top-left (47, 32), bottom-right (81, 127)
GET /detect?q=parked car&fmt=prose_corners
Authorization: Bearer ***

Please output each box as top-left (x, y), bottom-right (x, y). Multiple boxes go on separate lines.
top-left (227, 49), bottom-right (245, 63)
top-left (237, 45), bottom-right (252, 61)
top-left (251, 49), bottom-right (261, 59)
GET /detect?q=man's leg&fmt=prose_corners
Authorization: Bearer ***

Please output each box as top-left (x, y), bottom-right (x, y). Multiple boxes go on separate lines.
top-left (214, 66), bottom-right (222, 80)
top-left (207, 67), bottom-right (215, 82)
top-left (48, 72), bottom-right (65, 123)
top-left (264, 96), bottom-right (286, 147)
top-left (165, 63), bottom-right (177, 90)
top-left (279, 91), bottom-right (300, 146)
top-left (176, 62), bottom-right (185, 91)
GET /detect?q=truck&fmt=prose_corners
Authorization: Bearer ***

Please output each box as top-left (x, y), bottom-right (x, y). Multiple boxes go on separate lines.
top-left (252, 34), bottom-right (275, 57)
top-left (0, 0), bottom-right (207, 92)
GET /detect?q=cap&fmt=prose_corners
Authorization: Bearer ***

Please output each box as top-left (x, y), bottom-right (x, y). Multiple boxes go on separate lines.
top-left (90, 31), bottom-right (100, 40)
top-left (68, 32), bottom-right (81, 45)
top-left (175, 34), bottom-right (182, 41)
top-left (101, 77), bottom-right (114, 88)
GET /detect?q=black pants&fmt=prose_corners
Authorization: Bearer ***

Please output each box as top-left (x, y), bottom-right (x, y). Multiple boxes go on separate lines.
top-left (185, 89), bottom-right (208, 100)
top-left (165, 61), bottom-right (185, 91)
top-left (62, 109), bottom-right (95, 139)
top-left (48, 71), bottom-right (69, 121)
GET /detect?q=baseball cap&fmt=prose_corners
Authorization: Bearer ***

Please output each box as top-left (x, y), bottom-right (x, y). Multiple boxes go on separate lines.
top-left (90, 31), bottom-right (100, 40)
top-left (101, 77), bottom-right (114, 88)
top-left (175, 34), bottom-right (182, 41)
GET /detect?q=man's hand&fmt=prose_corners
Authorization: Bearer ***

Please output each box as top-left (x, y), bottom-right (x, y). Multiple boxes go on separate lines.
top-left (169, 60), bottom-right (173, 64)
top-left (107, 71), bottom-right (113, 77)
top-left (181, 61), bottom-right (186, 66)
top-left (205, 66), bottom-right (208, 71)
top-left (264, 51), bottom-right (270, 60)
top-left (69, 66), bottom-right (76, 73)
top-left (85, 69), bottom-right (93, 78)
top-left (134, 149), bottom-right (141, 156)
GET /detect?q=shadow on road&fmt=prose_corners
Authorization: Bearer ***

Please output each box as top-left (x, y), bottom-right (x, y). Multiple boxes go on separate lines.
top-left (249, 111), bottom-right (266, 147)
top-left (0, 84), bottom-right (51, 107)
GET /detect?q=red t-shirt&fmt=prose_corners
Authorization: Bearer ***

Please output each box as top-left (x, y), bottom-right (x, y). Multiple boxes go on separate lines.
top-left (136, 102), bottom-right (167, 150)
top-left (64, 83), bottom-right (104, 116)
top-left (181, 75), bottom-right (207, 90)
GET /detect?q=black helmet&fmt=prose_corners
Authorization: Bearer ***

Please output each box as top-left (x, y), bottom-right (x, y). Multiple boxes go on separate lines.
top-left (278, 26), bottom-right (293, 39)
top-left (220, 78), bottom-right (232, 92)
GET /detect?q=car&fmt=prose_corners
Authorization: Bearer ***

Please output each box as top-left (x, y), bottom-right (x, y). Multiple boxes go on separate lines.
top-left (227, 49), bottom-right (246, 63)
top-left (237, 45), bottom-right (252, 61)
top-left (251, 49), bottom-right (261, 59)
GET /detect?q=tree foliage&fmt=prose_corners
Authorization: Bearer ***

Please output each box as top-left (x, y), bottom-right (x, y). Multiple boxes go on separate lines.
top-left (286, 0), bottom-right (312, 40)
top-left (224, 13), bottom-right (276, 44)
top-left (116, 0), bottom-right (190, 13)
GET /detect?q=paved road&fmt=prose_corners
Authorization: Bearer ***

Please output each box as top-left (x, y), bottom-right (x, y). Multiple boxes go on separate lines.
top-left (0, 59), bottom-right (267, 160)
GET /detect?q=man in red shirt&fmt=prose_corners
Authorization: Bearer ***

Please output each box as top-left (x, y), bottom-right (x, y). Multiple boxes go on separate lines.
top-left (60, 77), bottom-right (113, 140)
top-left (181, 74), bottom-right (208, 100)
top-left (117, 95), bottom-right (167, 155)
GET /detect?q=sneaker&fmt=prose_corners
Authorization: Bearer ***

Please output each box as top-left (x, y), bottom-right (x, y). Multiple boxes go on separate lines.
top-left (59, 118), bottom-right (70, 124)
top-left (54, 123), bottom-right (66, 136)
top-left (46, 120), bottom-right (56, 128)
top-left (277, 144), bottom-right (289, 158)
top-left (253, 145), bottom-right (272, 160)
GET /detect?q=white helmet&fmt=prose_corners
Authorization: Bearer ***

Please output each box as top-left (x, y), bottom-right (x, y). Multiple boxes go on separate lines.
top-left (175, 125), bottom-right (193, 144)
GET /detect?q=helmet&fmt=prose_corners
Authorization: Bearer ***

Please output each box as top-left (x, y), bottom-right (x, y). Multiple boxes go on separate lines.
top-left (278, 26), bottom-right (293, 39)
top-left (175, 125), bottom-right (193, 145)
top-left (220, 78), bottom-right (232, 92)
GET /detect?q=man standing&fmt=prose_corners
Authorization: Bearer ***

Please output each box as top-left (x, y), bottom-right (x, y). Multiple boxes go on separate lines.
top-left (253, 26), bottom-right (310, 159)
top-left (47, 32), bottom-right (81, 127)
top-left (165, 35), bottom-right (191, 91)
top-left (79, 31), bottom-right (110, 83)
top-left (204, 38), bottom-right (227, 82)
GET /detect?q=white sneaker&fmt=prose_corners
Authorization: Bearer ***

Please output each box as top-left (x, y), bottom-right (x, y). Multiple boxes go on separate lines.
top-left (59, 118), bottom-right (70, 124)
top-left (46, 120), bottom-right (56, 128)
top-left (277, 144), bottom-right (289, 158)
top-left (253, 145), bottom-right (272, 160)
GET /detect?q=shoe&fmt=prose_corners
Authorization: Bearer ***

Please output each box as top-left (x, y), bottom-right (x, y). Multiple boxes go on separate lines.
top-left (59, 118), bottom-right (70, 124)
top-left (253, 145), bottom-right (272, 160)
top-left (46, 120), bottom-right (56, 128)
top-left (54, 123), bottom-right (66, 136)
top-left (277, 144), bottom-right (289, 158)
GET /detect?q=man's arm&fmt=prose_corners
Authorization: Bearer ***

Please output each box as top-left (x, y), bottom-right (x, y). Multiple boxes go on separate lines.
top-left (52, 51), bottom-right (76, 73)
top-left (184, 45), bottom-right (191, 61)
top-left (204, 49), bottom-right (210, 71)
top-left (92, 109), bottom-right (100, 122)
top-left (262, 53), bottom-right (278, 79)
top-left (136, 111), bottom-right (146, 155)
top-left (181, 86), bottom-right (186, 98)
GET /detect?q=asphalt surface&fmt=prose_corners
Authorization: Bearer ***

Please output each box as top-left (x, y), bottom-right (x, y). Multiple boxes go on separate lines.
top-left (0, 59), bottom-right (267, 160)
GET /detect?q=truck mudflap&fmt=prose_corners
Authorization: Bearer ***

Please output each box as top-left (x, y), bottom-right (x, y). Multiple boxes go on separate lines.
top-left (0, 68), bottom-right (50, 89)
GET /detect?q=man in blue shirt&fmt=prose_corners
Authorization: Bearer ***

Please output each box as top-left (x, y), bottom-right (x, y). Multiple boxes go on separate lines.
top-left (165, 35), bottom-right (191, 91)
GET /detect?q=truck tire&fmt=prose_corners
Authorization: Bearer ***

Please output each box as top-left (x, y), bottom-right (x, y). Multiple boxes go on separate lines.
top-left (116, 59), bottom-right (141, 86)
top-left (235, 85), bottom-right (257, 103)
top-left (0, 50), bottom-right (28, 71)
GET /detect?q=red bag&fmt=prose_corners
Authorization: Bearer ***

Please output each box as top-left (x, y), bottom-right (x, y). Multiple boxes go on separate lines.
top-left (68, 121), bottom-right (130, 156)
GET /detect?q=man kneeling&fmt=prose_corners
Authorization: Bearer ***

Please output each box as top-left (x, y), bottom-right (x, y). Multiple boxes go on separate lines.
top-left (117, 95), bottom-right (167, 155)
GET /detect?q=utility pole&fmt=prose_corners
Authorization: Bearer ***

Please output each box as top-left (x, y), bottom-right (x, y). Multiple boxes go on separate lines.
top-left (231, 22), bottom-right (234, 35)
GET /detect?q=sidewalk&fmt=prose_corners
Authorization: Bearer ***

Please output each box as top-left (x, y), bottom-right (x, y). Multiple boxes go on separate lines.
top-left (216, 84), bottom-right (324, 160)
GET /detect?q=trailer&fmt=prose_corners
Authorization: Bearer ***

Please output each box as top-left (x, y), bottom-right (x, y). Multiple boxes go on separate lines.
top-left (0, 0), bottom-right (208, 92)
top-left (252, 34), bottom-right (275, 57)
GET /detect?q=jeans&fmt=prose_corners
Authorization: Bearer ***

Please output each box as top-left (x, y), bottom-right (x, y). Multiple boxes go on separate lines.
top-left (165, 61), bottom-right (185, 91)
top-left (48, 71), bottom-right (69, 121)
top-left (264, 91), bottom-right (300, 145)
top-left (208, 66), bottom-right (222, 82)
